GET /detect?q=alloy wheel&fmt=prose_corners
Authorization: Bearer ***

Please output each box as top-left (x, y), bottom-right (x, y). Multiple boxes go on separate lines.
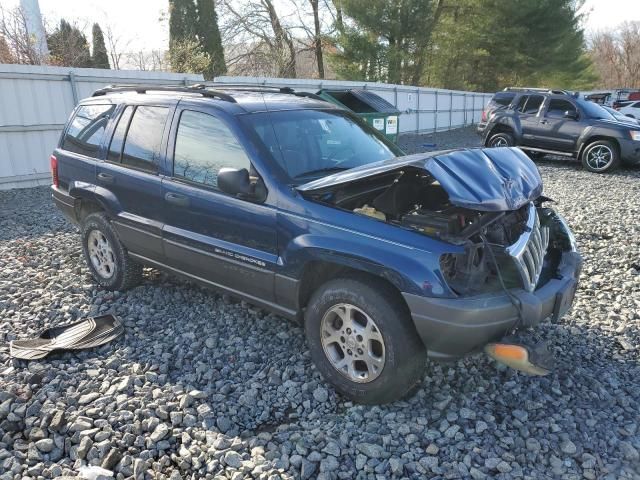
top-left (87, 230), bottom-right (116, 279)
top-left (320, 303), bottom-right (386, 383)
top-left (585, 144), bottom-right (614, 171)
top-left (490, 136), bottom-right (509, 147)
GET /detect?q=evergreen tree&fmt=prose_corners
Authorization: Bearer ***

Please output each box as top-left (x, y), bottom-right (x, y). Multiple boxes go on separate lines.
top-left (196, 0), bottom-right (226, 79)
top-left (47, 19), bottom-right (92, 68)
top-left (169, 0), bottom-right (197, 46)
top-left (331, 0), bottom-right (445, 84)
top-left (91, 23), bottom-right (110, 69)
top-left (424, 0), bottom-right (595, 91)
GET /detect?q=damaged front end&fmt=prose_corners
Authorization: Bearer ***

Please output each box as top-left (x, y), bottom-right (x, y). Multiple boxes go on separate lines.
top-left (299, 147), bottom-right (570, 297)
top-left (299, 147), bottom-right (582, 362)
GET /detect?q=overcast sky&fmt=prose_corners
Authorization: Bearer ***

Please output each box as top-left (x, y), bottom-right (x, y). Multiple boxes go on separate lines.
top-left (8, 0), bottom-right (640, 53)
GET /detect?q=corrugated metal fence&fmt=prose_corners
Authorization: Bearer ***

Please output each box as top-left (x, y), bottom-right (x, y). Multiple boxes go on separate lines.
top-left (215, 76), bottom-right (493, 135)
top-left (0, 66), bottom-right (491, 190)
top-left (0, 64), bottom-right (203, 190)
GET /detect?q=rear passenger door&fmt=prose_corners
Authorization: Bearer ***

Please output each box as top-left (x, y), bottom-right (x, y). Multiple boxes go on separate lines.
top-left (161, 106), bottom-right (278, 303)
top-left (514, 94), bottom-right (545, 146)
top-left (96, 104), bottom-right (172, 261)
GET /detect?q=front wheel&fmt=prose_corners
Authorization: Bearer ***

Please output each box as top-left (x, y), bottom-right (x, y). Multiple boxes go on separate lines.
top-left (487, 132), bottom-right (514, 148)
top-left (305, 276), bottom-right (427, 404)
top-left (581, 140), bottom-right (620, 173)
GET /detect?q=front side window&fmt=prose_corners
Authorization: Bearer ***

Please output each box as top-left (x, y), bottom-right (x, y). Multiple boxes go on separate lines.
top-left (173, 110), bottom-right (251, 188)
top-left (243, 109), bottom-right (401, 182)
top-left (63, 104), bottom-right (115, 156)
top-left (118, 106), bottom-right (169, 172)
top-left (546, 99), bottom-right (577, 119)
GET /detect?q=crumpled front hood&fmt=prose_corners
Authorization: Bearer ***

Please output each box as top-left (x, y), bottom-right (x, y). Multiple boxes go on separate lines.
top-left (297, 147), bottom-right (543, 211)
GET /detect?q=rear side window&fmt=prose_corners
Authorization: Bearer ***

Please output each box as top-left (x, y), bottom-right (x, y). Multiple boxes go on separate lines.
top-left (107, 106), bottom-right (168, 173)
top-left (62, 104), bottom-right (115, 156)
top-left (107, 106), bottom-right (133, 162)
top-left (547, 99), bottom-right (577, 118)
top-left (173, 110), bottom-right (251, 189)
top-left (516, 95), bottom-right (544, 115)
top-left (492, 93), bottom-right (515, 107)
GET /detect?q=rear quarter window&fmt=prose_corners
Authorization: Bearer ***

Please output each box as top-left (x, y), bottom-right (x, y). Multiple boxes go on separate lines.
top-left (62, 104), bottom-right (115, 157)
top-left (492, 93), bottom-right (515, 107)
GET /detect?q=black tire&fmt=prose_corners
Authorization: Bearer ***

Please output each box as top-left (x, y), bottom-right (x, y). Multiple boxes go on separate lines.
top-left (525, 150), bottom-right (545, 160)
top-left (81, 212), bottom-right (142, 291)
top-left (581, 139), bottom-right (620, 173)
top-left (487, 132), bottom-right (514, 148)
top-left (304, 276), bottom-right (427, 404)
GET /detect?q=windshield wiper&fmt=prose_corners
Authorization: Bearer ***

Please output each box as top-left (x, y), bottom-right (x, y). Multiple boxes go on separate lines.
top-left (293, 166), bottom-right (349, 179)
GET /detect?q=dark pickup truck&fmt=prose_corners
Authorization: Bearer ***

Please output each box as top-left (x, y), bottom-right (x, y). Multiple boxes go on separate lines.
top-left (478, 88), bottom-right (640, 173)
top-left (51, 84), bottom-right (581, 403)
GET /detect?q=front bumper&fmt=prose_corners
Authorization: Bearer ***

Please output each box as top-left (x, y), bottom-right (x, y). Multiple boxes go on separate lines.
top-left (403, 228), bottom-right (582, 361)
top-left (618, 138), bottom-right (640, 165)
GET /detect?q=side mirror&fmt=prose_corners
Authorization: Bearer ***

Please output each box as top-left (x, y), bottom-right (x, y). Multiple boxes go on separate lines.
top-left (218, 168), bottom-right (251, 197)
top-left (564, 110), bottom-right (578, 120)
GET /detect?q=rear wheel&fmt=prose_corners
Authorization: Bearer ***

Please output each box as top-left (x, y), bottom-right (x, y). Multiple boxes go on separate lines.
top-left (487, 132), bottom-right (514, 148)
top-left (81, 212), bottom-right (142, 291)
top-left (581, 140), bottom-right (620, 173)
top-left (305, 276), bottom-right (427, 404)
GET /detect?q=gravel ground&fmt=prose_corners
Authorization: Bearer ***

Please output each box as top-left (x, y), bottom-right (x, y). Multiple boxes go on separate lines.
top-left (1, 127), bottom-right (640, 480)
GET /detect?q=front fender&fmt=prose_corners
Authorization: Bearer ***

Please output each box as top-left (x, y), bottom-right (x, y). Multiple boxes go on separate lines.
top-left (576, 125), bottom-right (626, 154)
top-left (281, 233), bottom-right (458, 298)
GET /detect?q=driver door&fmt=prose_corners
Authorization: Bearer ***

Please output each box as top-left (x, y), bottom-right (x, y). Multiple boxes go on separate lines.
top-left (537, 98), bottom-right (583, 152)
top-left (161, 106), bottom-right (278, 302)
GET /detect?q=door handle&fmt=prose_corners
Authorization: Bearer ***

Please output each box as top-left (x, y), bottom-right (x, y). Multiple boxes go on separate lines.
top-left (164, 192), bottom-right (190, 207)
top-left (540, 119), bottom-right (548, 124)
top-left (97, 172), bottom-right (114, 184)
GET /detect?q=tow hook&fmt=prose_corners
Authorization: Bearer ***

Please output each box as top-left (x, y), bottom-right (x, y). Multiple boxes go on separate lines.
top-left (485, 339), bottom-right (554, 376)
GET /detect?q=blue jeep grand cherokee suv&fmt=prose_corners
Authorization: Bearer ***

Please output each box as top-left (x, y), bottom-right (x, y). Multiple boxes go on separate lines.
top-left (51, 84), bottom-right (582, 403)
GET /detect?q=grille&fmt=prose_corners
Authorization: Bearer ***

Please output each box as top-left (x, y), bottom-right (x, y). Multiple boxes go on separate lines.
top-left (506, 204), bottom-right (549, 292)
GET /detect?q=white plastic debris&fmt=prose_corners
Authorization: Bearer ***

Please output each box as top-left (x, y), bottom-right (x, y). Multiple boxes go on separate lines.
top-left (78, 466), bottom-right (114, 480)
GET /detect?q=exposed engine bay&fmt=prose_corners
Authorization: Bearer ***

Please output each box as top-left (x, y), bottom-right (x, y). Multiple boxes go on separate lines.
top-left (304, 167), bottom-right (567, 296)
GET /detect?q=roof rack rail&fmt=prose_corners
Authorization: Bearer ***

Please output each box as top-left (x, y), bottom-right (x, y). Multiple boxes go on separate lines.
top-left (503, 87), bottom-right (571, 95)
top-left (91, 84), bottom-right (237, 103)
top-left (192, 82), bottom-right (326, 101)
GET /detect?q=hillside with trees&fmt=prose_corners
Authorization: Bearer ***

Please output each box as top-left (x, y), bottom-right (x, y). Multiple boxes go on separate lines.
top-left (1, 0), bottom-right (638, 92)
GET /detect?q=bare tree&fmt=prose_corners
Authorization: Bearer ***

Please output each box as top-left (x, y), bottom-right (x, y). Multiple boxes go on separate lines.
top-left (0, 5), bottom-right (46, 64)
top-left (590, 21), bottom-right (640, 89)
top-left (287, 0), bottom-right (337, 79)
top-left (126, 49), bottom-right (168, 71)
top-left (219, 0), bottom-right (297, 77)
top-left (103, 23), bottom-right (132, 70)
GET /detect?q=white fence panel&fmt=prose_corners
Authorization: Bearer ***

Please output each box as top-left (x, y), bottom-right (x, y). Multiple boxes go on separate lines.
top-left (0, 68), bottom-right (491, 190)
top-left (0, 64), bottom-right (203, 190)
top-left (215, 76), bottom-right (492, 135)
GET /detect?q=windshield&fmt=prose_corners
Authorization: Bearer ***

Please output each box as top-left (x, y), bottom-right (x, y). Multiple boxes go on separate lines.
top-left (243, 109), bottom-right (402, 182)
top-left (579, 100), bottom-right (616, 120)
